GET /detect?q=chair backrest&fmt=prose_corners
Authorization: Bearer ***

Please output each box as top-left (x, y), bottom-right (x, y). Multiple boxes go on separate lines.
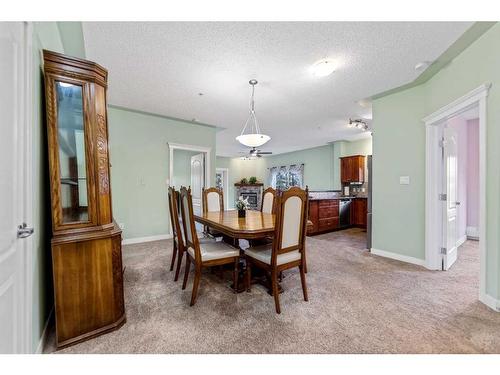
top-left (168, 186), bottom-right (184, 249)
top-left (202, 187), bottom-right (224, 213)
top-left (261, 187), bottom-right (276, 214)
top-left (272, 186), bottom-right (309, 264)
top-left (179, 186), bottom-right (201, 262)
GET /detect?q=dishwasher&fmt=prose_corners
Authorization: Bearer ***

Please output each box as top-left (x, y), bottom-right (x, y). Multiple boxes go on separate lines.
top-left (339, 198), bottom-right (351, 227)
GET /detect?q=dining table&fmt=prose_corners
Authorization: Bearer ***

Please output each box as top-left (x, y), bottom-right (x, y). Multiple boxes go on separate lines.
top-left (194, 209), bottom-right (311, 293)
top-left (194, 209), bottom-right (276, 240)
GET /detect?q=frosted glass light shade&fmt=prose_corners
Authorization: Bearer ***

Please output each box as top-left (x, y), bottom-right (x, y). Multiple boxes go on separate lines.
top-left (236, 133), bottom-right (271, 147)
top-left (311, 60), bottom-right (336, 77)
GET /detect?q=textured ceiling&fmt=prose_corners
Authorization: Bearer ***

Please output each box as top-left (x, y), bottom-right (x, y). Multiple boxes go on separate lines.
top-left (83, 22), bottom-right (472, 156)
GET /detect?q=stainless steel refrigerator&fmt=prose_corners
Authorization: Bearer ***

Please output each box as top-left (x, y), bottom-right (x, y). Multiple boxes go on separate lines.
top-left (367, 155), bottom-right (372, 250)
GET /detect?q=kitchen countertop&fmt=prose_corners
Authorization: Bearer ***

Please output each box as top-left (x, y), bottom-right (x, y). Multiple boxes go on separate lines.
top-left (308, 195), bottom-right (368, 201)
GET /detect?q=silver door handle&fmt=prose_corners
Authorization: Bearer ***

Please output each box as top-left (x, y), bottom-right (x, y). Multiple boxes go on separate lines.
top-left (456, 202), bottom-right (461, 206)
top-left (17, 223), bottom-right (34, 238)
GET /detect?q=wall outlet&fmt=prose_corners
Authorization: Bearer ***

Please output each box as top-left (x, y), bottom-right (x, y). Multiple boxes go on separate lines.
top-left (119, 223), bottom-right (125, 230)
top-left (399, 176), bottom-right (410, 185)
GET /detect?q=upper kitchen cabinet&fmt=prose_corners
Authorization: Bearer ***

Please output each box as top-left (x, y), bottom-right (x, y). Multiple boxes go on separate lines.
top-left (340, 155), bottom-right (366, 183)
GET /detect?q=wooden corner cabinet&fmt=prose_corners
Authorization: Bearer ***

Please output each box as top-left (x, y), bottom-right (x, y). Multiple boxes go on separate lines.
top-left (43, 50), bottom-right (125, 349)
top-left (340, 155), bottom-right (366, 183)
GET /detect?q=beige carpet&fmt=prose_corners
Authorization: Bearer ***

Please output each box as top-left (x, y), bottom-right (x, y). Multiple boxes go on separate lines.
top-left (44, 229), bottom-right (500, 353)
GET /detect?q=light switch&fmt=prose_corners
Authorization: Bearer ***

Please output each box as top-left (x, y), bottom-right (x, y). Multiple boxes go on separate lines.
top-left (400, 176), bottom-right (410, 185)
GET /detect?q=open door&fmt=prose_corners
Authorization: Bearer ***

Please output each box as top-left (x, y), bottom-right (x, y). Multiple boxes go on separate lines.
top-left (0, 22), bottom-right (32, 353)
top-left (190, 153), bottom-right (205, 231)
top-left (442, 126), bottom-right (458, 270)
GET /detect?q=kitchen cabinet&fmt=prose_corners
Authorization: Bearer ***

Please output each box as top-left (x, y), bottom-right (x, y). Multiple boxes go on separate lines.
top-left (351, 198), bottom-right (368, 228)
top-left (340, 155), bottom-right (366, 183)
top-left (308, 199), bottom-right (339, 235)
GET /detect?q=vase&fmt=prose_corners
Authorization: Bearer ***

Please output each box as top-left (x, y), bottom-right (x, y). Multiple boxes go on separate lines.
top-left (238, 209), bottom-right (246, 218)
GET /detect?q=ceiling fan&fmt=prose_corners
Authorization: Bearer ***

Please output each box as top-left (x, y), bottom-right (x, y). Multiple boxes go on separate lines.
top-left (239, 147), bottom-right (273, 159)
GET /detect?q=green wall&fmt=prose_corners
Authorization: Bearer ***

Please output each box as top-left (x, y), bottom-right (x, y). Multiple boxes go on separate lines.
top-left (31, 22), bottom-right (65, 353)
top-left (56, 22), bottom-right (86, 59)
top-left (372, 86), bottom-right (426, 261)
top-left (264, 144), bottom-right (335, 190)
top-left (372, 22), bottom-right (500, 300)
top-left (108, 107), bottom-right (217, 239)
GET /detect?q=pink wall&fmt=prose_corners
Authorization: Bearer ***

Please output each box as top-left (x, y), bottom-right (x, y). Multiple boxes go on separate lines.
top-left (467, 119), bottom-right (479, 228)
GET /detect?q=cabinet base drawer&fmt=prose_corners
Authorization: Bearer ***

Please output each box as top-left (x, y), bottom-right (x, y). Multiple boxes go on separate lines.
top-left (319, 207), bottom-right (339, 219)
top-left (318, 217), bottom-right (339, 230)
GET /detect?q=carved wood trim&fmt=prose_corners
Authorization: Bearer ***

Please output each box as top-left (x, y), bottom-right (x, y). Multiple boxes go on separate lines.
top-left (96, 114), bottom-right (110, 194)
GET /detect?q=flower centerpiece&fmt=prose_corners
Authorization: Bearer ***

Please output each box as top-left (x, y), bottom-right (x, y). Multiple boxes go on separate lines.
top-left (235, 196), bottom-right (249, 218)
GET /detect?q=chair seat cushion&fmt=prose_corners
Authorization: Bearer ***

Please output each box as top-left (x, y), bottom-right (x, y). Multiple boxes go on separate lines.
top-left (244, 244), bottom-right (301, 266)
top-left (188, 241), bottom-right (239, 261)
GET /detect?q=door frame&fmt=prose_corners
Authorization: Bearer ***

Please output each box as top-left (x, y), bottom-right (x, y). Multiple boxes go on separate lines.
top-left (216, 167), bottom-right (230, 208)
top-left (22, 21), bottom-right (34, 354)
top-left (423, 84), bottom-right (489, 305)
top-left (167, 142), bottom-right (212, 234)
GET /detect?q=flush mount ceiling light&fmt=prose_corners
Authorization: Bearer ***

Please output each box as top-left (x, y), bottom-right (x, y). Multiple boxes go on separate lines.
top-left (236, 79), bottom-right (271, 148)
top-left (311, 59), bottom-right (336, 77)
top-left (348, 118), bottom-right (370, 132)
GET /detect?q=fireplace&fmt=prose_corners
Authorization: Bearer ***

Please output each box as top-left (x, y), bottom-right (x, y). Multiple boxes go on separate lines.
top-left (241, 192), bottom-right (258, 208)
top-left (234, 183), bottom-right (263, 210)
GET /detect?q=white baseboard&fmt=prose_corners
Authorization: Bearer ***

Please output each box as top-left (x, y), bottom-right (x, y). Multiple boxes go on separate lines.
top-left (466, 226), bottom-right (479, 240)
top-left (456, 234), bottom-right (467, 247)
top-left (480, 292), bottom-right (500, 312)
top-left (122, 233), bottom-right (172, 245)
top-left (36, 307), bottom-right (53, 354)
top-left (370, 248), bottom-right (425, 267)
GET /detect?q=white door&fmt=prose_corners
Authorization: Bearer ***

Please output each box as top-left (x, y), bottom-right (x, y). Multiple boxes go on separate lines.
top-left (442, 126), bottom-right (458, 270)
top-left (191, 153), bottom-right (205, 231)
top-left (0, 22), bottom-right (32, 353)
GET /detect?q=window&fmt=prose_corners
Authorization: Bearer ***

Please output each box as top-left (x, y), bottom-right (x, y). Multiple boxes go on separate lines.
top-left (268, 164), bottom-right (304, 190)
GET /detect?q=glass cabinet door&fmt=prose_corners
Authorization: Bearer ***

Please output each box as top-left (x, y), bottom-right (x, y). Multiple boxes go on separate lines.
top-left (55, 81), bottom-right (90, 223)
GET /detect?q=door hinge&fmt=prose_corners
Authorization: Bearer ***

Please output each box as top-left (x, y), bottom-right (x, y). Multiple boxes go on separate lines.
top-left (439, 193), bottom-right (447, 201)
top-left (440, 247), bottom-right (447, 255)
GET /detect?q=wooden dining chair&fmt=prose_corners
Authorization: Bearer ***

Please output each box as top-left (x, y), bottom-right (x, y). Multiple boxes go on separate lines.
top-left (202, 187), bottom-right (224, 213)
top-left (261, 187), bottom-right (277, 214)
top-left (179, 186), bottom-right (240, 306)
top-left (202, 187), bottom-right (224, 237)
top-left (167, 186), bottom-right (183, 280)
top-left (244, 186), bottom-right (309, 314)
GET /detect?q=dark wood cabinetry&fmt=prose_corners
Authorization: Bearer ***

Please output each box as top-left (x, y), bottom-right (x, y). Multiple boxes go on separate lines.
top-left (308, 199), bottom-right (339, 234)
top-left (351, 198), bottom-right (368, 228)
top-left (340, 155), bottom-right (366, 183)
top-left (43, 50), bottom-right (125, 349)
top-left (308, 197), bottom-right (367, 235)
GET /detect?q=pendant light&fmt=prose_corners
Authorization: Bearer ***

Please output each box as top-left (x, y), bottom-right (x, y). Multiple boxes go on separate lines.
top-left (236, 79), bottom-right (271, 148)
